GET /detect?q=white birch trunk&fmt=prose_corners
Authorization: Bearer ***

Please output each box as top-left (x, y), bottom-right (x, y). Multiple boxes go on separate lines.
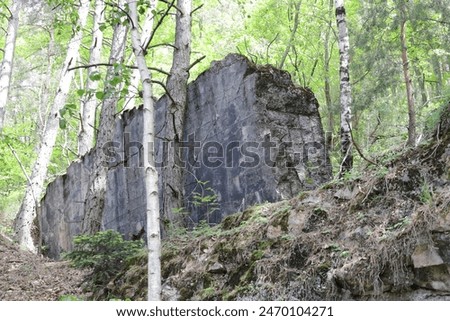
top-left (0, 0), bottom-right (21, 133)
top-left (163, 0), bottom-right (192, 223)
top-left (127, 0), bottom-right (161, 301)
top-left (78, 0), bottom-right (106, 156)
top-left (14, 0), bottom-right (90, 253)
top-left (124, 1), bottom-right (157, 111)
top-left (334, 0), bottom-right (353, 173)
top-left (82, 0), bottom-right (129, 234)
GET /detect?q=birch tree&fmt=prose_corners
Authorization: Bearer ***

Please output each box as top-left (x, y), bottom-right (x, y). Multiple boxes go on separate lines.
top-left (123, 0), bottom-right (157, 111)
top-left (127, 0), bottom-right (161, 301)
top-left (163, 0), bottom-right (192, 222)
top-left (78, 0), bottom-right (106, 156)
top-left (82, 0), bottom-right (129, 234)
top-left (0, 0), bottom-right (21, 133)
top-left (14, 0), bottom-right (91, 253)
top-left (334, 0), bottom-right (353, 174)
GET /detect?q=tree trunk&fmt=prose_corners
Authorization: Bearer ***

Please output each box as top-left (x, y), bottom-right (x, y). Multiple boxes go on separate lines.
top-left (37, 28), bottom-right (55, 138)
top-left (0, 0), bottom-right (21, 133)
top-left (162, 0), bottom-right (192, 223)
top-left (78, 0), bottom-right (106, 156)
top-left (14, 0), bottom-right (90, 253)
top-left (324, 0), bottom-right (334, 150)
top-left (430, 55), bottom-right (442, 97)
top-left (399, 5), bottom-right (416, 147)
top-left (278, 1), bottom-right (301, 70)
top-left (414, 66), bottom-right (427, 109)
top-left (82, 0), bottom-right (129, 234)
top-left (334, 0), bottom-right (353, 173)
top-left (124, 1), bottom-right (157, 111)
top-left (127, 0), bottom-right (161, 301)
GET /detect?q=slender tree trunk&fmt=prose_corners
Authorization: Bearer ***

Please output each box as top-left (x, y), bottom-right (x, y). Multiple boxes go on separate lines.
top-left (279, 1), bottom-right (301, 70)
top-left (399, 5), bottom-right (416, 147)
top-left (334, 0), bottom-right (353, 173)
top-left (127, 0), bottom-right (161, 301)
top-left (14, 0), bottom-right (90, 253)
top-left (82, 0), bottom-right (129, 234)
top-left (430, 55), bottom-right (442, 96)
top-left (37, 28), bottom-right (55, 138)
top-left (324, 0), bottom-right (334, 150)
top-left (0, 0), bottom-right (21, 133)
top-left (414, 67), bottom-right (427, 108)
top-left (162, 0), bottom-right (192, 223)
top-left (124, 1), bottom-right (157, 111)
top-left (78, 0), bottom-right (106, 156)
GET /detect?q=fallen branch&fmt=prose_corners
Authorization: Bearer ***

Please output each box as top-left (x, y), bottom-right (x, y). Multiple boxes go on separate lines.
top-left (348, 122), bottom-right (378, 166)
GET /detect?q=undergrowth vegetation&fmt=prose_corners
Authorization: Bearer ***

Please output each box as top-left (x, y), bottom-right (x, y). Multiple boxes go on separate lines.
top-left (63, 230), bottom-right (144, 300)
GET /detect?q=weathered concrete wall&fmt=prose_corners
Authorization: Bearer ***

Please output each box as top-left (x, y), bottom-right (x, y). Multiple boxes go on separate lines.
top-left (39, 54), bottom-right (331, 258)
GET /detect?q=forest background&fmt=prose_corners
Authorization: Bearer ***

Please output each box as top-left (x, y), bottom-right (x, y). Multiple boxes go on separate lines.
top-left (0, 0), bottom-right (449, 237)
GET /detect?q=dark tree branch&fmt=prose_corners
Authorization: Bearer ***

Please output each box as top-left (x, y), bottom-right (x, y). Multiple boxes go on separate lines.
top-left (144, 0), bottom-right (176, 52)
top-left (68, 63), bottom-right (170, 76)
top-left (7, 143), bottom-right (34, 201)
top-left (1, 1), bottom-right (12, 17)
top-left (419, 18), bottom-right (450, 25)
top-left (148, 43), bottom-right (177, 50)
top-left (159, 0), bottom-right (180, 13)
top-left (152, 80), bottom-right (175, 104)
top-left (266, 33), bottom-right (279, 64)
top-left (348, 120), bottom-right (378, 166)
top-left (188, 55), bottom-right (206, 71)
top-left (191, 4), bottom-right (204, 16)
top-left (105, 1), bottom-right (134, 29)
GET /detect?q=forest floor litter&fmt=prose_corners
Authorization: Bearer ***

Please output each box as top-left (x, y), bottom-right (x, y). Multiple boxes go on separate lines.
top-left (0, 233), bottom-right (86, 300)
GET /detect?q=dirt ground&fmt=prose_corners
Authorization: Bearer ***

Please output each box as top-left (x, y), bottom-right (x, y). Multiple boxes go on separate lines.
top-left (0, 233), bottom-right (86, 301)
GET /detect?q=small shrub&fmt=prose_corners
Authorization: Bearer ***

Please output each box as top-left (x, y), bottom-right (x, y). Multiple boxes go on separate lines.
top-left (64, 230), bottom-right (144, 296)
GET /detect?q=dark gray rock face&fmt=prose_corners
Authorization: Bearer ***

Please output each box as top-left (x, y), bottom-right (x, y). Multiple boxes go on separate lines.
top-left (39, 54), bottom-right (331, 258)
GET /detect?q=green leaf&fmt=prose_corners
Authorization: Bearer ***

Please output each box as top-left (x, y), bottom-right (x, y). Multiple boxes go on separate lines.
top-left (89, 72), bottom-right (102, 81)
top-left (95, 91), bottom-right (104, 99)
top-left (76, 89), bottom-right (85, 97)
top-left (59, 118), bottom-right (67, 130)
top-left (110, 76), bottom-right (122, 86)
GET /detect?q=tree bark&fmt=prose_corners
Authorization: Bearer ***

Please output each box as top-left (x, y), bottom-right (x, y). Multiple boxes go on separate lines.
top-left (78, 0), bottom-right (106, 156)
top-left (334, 0), bottom-right (353, 174)
top-left (324, 0), bottom-right (334, 150)
top-left (399, 4), bottom-right (416, 147)
top-left (14, 0), bottom-right (90, 253)
top-left (82, 0), bottom-right (129, 234)
top-left (127, 0), bottom-right (161, 301)
top-left (278, 1), bottom-right (301, 70)
top-left (162, 0), bottom-right (192, 223)
top-left (0, 0), bottom-right (21, 133)
top-left (124, 0), bottom-right (157, 111)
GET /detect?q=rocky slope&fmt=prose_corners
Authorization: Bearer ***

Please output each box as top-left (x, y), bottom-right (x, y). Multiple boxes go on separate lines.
top-left (105, 104), bottom-right (450, 301)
